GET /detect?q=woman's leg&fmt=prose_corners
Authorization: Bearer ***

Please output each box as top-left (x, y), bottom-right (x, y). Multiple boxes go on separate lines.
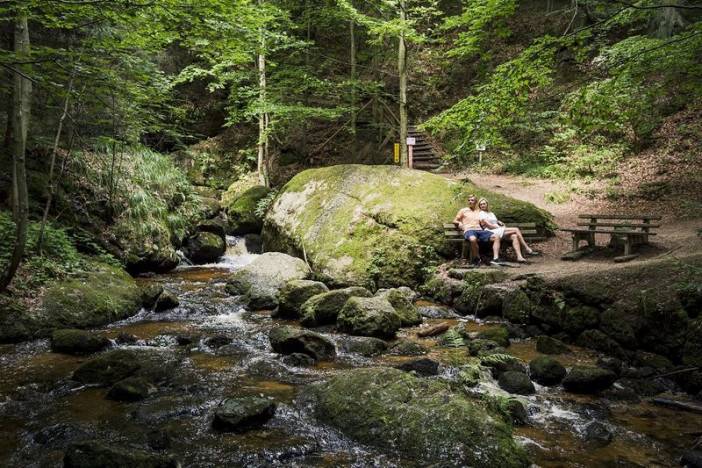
top-left (491, 235), bottom-right (501, 260)
top-left (504, 227), bottom-right (533, 254)
top-left (506, 232), bottom-right (525, 261)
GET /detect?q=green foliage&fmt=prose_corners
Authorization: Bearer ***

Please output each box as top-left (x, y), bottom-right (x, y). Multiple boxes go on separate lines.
top-left (254, 189), bottom-right (279, 219)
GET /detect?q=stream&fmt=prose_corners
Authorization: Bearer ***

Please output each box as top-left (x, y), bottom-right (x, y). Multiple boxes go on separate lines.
top-left (1, 237), bottom-right (700, 467)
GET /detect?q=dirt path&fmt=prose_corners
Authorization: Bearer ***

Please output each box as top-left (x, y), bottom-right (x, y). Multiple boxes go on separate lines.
top-left (444, 172), bottom-right (702, 278)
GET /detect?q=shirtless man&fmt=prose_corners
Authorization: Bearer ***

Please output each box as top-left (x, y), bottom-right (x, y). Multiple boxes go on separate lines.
top-left (453, 194), bottom-right (501, 265)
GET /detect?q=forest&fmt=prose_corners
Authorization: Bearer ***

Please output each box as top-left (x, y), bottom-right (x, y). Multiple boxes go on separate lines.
top-left (1, 0), bottom-right (702, 467)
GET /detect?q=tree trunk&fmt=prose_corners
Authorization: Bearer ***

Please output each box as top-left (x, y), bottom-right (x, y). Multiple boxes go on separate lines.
top-left (350, 18), bottom-right (357, 158)
top-left (257, 3), bottom-right (269, 188)
top-left (0, 13), bottom-right (31, 292)
top-left (398, 0), bottom-right (408, 167)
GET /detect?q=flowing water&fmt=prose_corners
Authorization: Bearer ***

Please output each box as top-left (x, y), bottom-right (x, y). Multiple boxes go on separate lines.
top-left (0, 237), bottom-right (700, 466)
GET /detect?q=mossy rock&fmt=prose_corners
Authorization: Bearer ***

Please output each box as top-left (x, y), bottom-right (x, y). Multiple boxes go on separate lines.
top-left (387, 339), bottom-right (429, 356)
top-left (276, 280), bottom-right (329, 319)
top-left (51, 329), bottom-right (110, 355)
top-left (263, 165), bottom-right (552, 288)
top-left (562, 366), bottom-right (617, 394)
top-left (576, 329), bottom-right (626, 358)
top-left (454, 274), bottom-right (511, 317)
top-left (303, 367), bottom-right (529, 467)
top-left (41, 262), bottom-right (142, 331)
top-left (535, 335), bottom-right (570, 355)
top-left (419, 274), bottom-right (463, 305)
top-left (212, 396), bottom-right (277, 433)
top-left (106, 377), bottom-right (157, 402)
top-left (0, 295), bottom-right (37, 343)
top-left (502, 288), bottom-right (534, 324)
top-left (375, 288), bottom-right (422, 326)
top-left (182, 231), bottom-right (226, 264)
top-left (337, 296), bottom-right (402, 338)
top-left (477, 325), bottom-right (510, 348)
top-left (683, 318), bottom-right (702, 367)
top-left (338, 336), bottom-right (388, 357)
top-left (72, 349), bottom-right (179, 386)
top-left (498, 371), bottom-right (535, 395)
top-left (299, 287), bottom-right (372, 327)
top-left (226, 185), bottom-right (271, 235)
top-left (64, 441), bottom-right (179, 468)
top-left (529, 356), bottom-right (566, 386)
top-left (269, 325), bottom-right (336, 361)
top-left (562, 305), bottom-right (600, 336)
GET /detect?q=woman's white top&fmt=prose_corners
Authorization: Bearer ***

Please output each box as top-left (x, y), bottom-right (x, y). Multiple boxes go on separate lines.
top-left (479, 210), bottom-right (505, 239)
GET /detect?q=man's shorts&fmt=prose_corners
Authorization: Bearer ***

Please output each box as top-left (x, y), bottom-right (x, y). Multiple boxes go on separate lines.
top-left (465, 229), bottom-right (492, 243)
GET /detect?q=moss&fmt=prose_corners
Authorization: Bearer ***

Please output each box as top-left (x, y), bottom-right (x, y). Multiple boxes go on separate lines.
top-left (0, 295), bottom-right (36, 343)
top-left (305, 367), bottom-right (529, 467)
top-left (477, 325), bottom-right (511, 348)
top-left (226, 185), bottom-right (271, 235)
top-left (683, 319), bottom-right (702, 367)
top-left (263, 165), bottom-right (553, 288)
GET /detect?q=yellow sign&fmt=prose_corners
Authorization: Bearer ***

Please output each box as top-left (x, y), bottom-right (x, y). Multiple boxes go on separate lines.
top-left (394, 143), bottom-right (400, 163)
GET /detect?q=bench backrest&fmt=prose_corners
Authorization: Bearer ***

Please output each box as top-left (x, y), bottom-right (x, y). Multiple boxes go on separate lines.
top-left (576, 214), bottom-right (661, 232)
top-left (443, 222), bottom-right (539, 241)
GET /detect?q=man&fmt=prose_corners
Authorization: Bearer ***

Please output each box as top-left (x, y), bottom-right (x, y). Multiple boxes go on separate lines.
top-left (453, 194), bottom-right (501, 266)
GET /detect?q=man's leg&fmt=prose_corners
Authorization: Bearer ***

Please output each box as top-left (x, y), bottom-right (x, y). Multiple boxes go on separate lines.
top-left (469, 236), bottom-right (479, 261)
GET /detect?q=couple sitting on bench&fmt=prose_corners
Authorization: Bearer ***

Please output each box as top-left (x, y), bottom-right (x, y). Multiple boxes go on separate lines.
top-left (453, 194), bottom-right (538, 266)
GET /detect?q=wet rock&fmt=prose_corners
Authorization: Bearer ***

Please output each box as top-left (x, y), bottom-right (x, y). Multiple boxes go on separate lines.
top-left (583, 421), bottom-right (613, 447)
top-left (395, 358), bottom-right (440, 376)
top-left (276, 280), bottom-right (329, 319)
top-left (498, 371), bottom-right (535, 395)
top-left (212, 396), bottom-right (276, 432)
top-left (576, 329), bottom-right (626, 358)
top-left (281, 353), bottom-right (315, 367)
top-left (226, 185), bottom-right (271, 235)
top-left (375, 288), bottom-right (422, 327)
top-left (63, 441), bottom-right (179, 468)
top-left (456, 365), bottom-right (483, 388)
top-left (154, 290), bottom-right (179, 313)
top-left (72, 349), bottom-right (177, 386)
top-left (417, 304), bottom-right (459, 319)
top-left (244, 233), bottom-right (263, 254)
top-left (141, 284), bottom-right (164, 309)
top-left (504, 398), bottom-right (529, 426)
top-left (617, 377), bottom-right (669, 397)
top-left (51, 329), bottom-right (110, 355)
top-left (601, 385), bottom-right (641, 402)
top-left (227, 252), bottom-right (311, 310)
top-left (681, 450), bottom-right (702, 468)
top-left (303, 367), bottom-right (529, 467)
top-left (33, 423), bottom-right (90, 449)
top-left (634, 351), bottom-right (673, 370)
top-left (125, 248), bottom-right (180, 276)
top-left (417, 322), bottom-right (451, 338)
top-left (467, 339), bottom-right (503, 356)
top-left (183, 231), bottom-right (226, 264)
top-left (337, 296), bottom-right (401, 338)
top-left (481, 354), bottom-right (527, 378)
top-left (338, 336), bottom-right (388, 357)
top-left (529, 356), bottom-right (566, 386)
top-left (175, 335), bottom-right (195, 346)
top-left (596, 357), bottom-right (623, 377)
top-left (116, 332), bottom-right (139, 345)
top-left (477, 325), bottom-right (510, 348)
top-left (197, 217), bottom-right (227, 238)
top-left (299, 287), bottom-right (372, 327)
top-left (204, 334), bottom-right (231, 349)
top-left (562, 305), bottom-right (600, 336)
top-left (419, 274), bottom-right (463, 305)
top-left (147, 429), bottom-right (172, 451)
top-left (562, 366), bottom-right (617, 394)
top-left (107, 376), bottom-right (157, 402)
top-left (535, 335), bottom-right (570, 355)
top-left (269, 325), bottom-right (335, 361)
top-left (387, 339), bottom-right (428, 356)
top-left (501, 288), bottom-right (534, 324)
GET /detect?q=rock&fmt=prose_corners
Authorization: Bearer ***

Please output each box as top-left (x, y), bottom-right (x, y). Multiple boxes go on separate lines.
top-left (182, 231), bottom-right (226, 264)
top-left (107, 377), bottom-right (157, 402)
top-left (154, 290), bottom-right (179, 312)
top-left (0, 296), bottom-right (38, 343)
top-left (197, 217), bottom-right (227, 238)
top-left (419, 274), bottom-right (463, 305)
top-left (63, 441), bottom-right (179, 468)
top-left (683, 318), bottom-right (702, 367)
top-left (147, 429), bottom-right (172, 451)
top-left (51, 329), bottom-right (110, 355)
top-left (276, 280), bottom-right (329, 319)
top-left (269, 325), bottom-right (336, 361)
top-left (596, 357), bottom-right (623, 377)
top-left (303, 367), bottom-right (529, 467)
top-left (72, 349), bottom-right (177, 386)
top-left (337, 296), bottom-right (401, 338)
top-left (212, 396), bottom-right (276, 432)
top-left (417, 322), bottom-right (451, 337)
top-left (467, 339), bottom-right (503, 356)
top-left (481, 354), bottom-right (528, 378)
top-left (375, 288), bottom-right (422, 326)
top-left (456, 365), bottom-right (483, 388)
top-left (504, 399), bottom-right (529, 426)
top-left (199, 197), bottom-right (222, 219)
top-left (116, 332), bottom-right (138, 345)
top-left (562, 366), bottom-right (617, 394)
top-left (562, 305), bottom-right (600, 336)
top-left (417, 304), bottom-right (459, 319)
top-left (576, 329), bottom-right (626, 358)
top-left (281, 353), bottom-right (316, 367)
top-left (125, 246), bottom-right (179, 276)
top-left (583, 421), bottom-right (613, 447)
top-left (338, 336), bottom-right (388, 357)
top-left (387, 339), bottom-right (429, 356)
top-left (226, 185), bottom-right (271, 235)
top-left (535, 335), bottom-right (570, 355)
top-left (141, 284), bottom-right (164, 309)
top-left (477, 325), bottom-right (510, 348)
top-left (299, 287), bottom-right (372, 326)
top-left (244, 233), bottom-right (263, 254)
top-left (634, 351), bottom-right (673, 370)
top-left (681, 450), bottom-right (702, 468)
top-left (262, 165), bottom-right (552, 288)
top-left (175, 335), bottom-right (195, 346)
top-left (502, 288), bottom-right (534, 324)
top-left (395, 358), bottom-right (440, 376)
top-left (529, 356), bottom-right (567, 386)
top-left (227, 252), bottom-right (311, 310)
top-left (498, 371), bottom-right (535, 395)
top-left (204, 334), bottom-right (231, 349)
top-left (454, 278), bottom-right (509, 317)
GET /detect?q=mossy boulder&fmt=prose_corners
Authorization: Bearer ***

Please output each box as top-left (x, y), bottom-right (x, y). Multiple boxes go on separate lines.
top-left (64, 441), bottom-right (179, 468)
top-left (562, 305), bottom-right (600, 336)
top-left (337, 296), bottom-right (402, 338)
top-left (338, 336), bottom-right (388, 357)
top-left (212, 396), bottom-right (276, 432)
top-left (122, 232), bottom-right (180, 275)
top-left (303, 367), bottom-right (529, 467)
top-left (154, 290), bottom-right (180, 312)
top-left (299, 287), bottom-right (372, 327)
top-left (106, 377), bottom-right (157, 402)
top-left (387, 339), bottom-right (429, 356)
top-left (263, 165), bottom-right (552, 288)
top-left (0, 296), bottom-right (38, 343)
top-left (419, 274), bottom-right (463, 305)
top-left (536, 335), bottom-right (570, 355)
top-left (562, 366), bottom-right (617, 394)
top-left (276, 280), bottom-right (329, 319)
top-left (226, 252), bottom-right (311, 309)
top-left (576, 329), bottom-right (626, 358)
top-left (51, 329), bottom-right (110, 355)
top-left (477, 325), bottom-right (511, 348)
top-left (375, 288), bottom-right (422, 326)
top-left (226, 185), bottom-right (271, 235)
top-left (683, 318), bottom-right (702, 367)
top-left (498, 371), bottom-right (535, 395)
top-left (529, 356), bottom-right (566, 386)
top-left (269, 325), bottom-right (336, 361)
top-left (182, 231), bottom-right (226, 264)
top-left (480, 353), bottom-right (527, 378)
top-left (141, 283), bottom-right (164, 309)
top-left (72, 349), bottom-right (178, 386)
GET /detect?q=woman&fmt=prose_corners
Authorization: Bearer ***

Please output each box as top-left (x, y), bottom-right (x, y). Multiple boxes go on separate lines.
top-left (478, 198), bottom-right (539, 263)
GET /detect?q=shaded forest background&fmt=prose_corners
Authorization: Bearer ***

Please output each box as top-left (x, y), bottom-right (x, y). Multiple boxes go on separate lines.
top-left (1, 0), bottom-right (701, 293)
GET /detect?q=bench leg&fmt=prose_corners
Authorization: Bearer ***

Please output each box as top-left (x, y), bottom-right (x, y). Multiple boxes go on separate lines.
top-left (461, 240), bottom-right (469, 261)
top-left (572, 236), bottom-right (579, 252)
top-left (623, 237), bottom-right (631, 257)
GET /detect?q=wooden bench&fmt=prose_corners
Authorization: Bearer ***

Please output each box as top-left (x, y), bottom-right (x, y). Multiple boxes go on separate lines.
top-left (443, 222), bottom-right (546, 261)
top-left (560, 214), bottom-right (661, 262)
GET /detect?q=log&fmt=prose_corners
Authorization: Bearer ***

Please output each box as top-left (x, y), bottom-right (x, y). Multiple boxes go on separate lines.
top-left (614, 254), bottom-right (639, 263)
top-left (651, 398), bottom-right (702, 414)
top-left (417, 322), bottom-right (450, 338)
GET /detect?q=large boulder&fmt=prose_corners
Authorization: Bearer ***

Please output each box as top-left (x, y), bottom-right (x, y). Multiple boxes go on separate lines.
top-left (226, 252), bottom-right (311, 309)
top-left (51, 329), bottom-right (110, 355)
top-left (226, 185), bottom-right (271, 235)
top-left (375, 288), bottom-right (422, 326)
top-left (498, 371), bottom-right (535, 395)
top-left (72, 349), bottom-right (178, 386)
top-left (263, 165), bottom-right (552, 288)
top-left (303, 368), bottom-right (529, 467)
top-left (64, 441), bottom-right (179, 468)
top-left (529, 356), bottom-right (566, 386)
top-left (562, 366), bottom-right (617, 394)
top-left (182, 231), bottom-right (226, 264)
top-left (124, 245), bottom-right (180, 275)
top-left (276, 280), bottom-right (329, 319)
top-left (299, 287), bottom-right (372, 327)
top-left (212, 396), bottom-right (276, 432)
top-left (337, 296), bottom-right (401, 338)
top-left (269, 325), bottom-right (336, 361)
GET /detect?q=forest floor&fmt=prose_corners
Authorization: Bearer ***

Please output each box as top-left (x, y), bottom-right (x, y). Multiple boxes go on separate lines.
top-left (444, 171), bottom-right (702, 279)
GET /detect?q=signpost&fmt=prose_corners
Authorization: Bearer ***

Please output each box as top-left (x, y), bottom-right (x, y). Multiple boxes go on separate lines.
top-left (476, 142), bottom-right (486, 165)
top-left (393, 143), bottom-right (400, 164)
top-left (407, 137), bottom-right (415, 169)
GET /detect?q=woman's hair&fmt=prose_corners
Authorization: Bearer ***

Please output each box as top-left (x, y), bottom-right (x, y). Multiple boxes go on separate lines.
top-left (478, 198), bottom-right (489, 211)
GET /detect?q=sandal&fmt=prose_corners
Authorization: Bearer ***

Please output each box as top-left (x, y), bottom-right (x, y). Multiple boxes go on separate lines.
top-left (526, 250), bottom-right (541, 256)
top-left (517, 259), bottom-right (530, 264)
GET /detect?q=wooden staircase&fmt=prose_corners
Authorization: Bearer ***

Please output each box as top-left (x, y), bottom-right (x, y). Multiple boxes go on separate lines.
top-left (408, 125), bottom-right (442, 172)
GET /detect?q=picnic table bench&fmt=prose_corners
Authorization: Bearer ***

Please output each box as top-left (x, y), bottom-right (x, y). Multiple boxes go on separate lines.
top-left (560, 213), bottom-right (661, 262)
top-left (443, 222), bottom-right (546, 261)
